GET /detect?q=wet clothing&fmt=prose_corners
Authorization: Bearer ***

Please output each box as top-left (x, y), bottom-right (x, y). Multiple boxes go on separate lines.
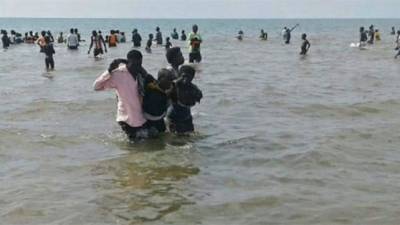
top-left (375, 32), bottom-right (381, 41)
top-left (109, 34), bottom-right (118, 47)
top-left (360, 31), bottom-right (368, 43)
top-left (165, 41), bottom-right (172, 50)
top-left (43, 43), bottom-right (55, 69)
top-left (67, 33), bottom-right (79, 49)
top-left (171, 31), bottom-right (179, 40)
top-left (181, 33), bottom-right (187, 41)
top-left (188, 32), bottom-right (202, 53)
top-left (93, 65), bottom-right (147, 128)
top-left (368, 29), bottom-right (375, 44)
top-left (142, 75), bottom-right (169, 133)
top-left (189, 52), bottom-right (202, 63)
top-left (285, 30), bottom-right (291, 44)
top-left (132, 32), bottom-right (142, 47)
top-left (118, 121), bottom-right (152, 140)
top-left (2, 34), bottom-right (10, 49)
top-left (167, 81), bottom-right (202, 134)
top-left (91, 35), bottom-right (106, 57)
top-left (300, 39), bottom-right (310, 55)
top-left (156, 31), bottom-right (163, 45)
top-left (188, 32), bottom-right (202, 63)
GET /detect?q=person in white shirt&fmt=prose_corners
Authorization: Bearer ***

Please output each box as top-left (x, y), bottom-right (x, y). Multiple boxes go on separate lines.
top-left (66, 28), bottom-right (79, 50)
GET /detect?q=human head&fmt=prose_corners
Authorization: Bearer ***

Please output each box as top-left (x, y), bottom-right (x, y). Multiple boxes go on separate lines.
top-left (41, 31), bottom-right (46, 36)
top-left (74, 28), bottom-right (78, 34)
top-left (132, 29), bottom-right (137, 33)
top-left (126, 49), bottom-right (143, 68)
top-left (149, 33), bottom-right (153, 39)
top-left (70, 28), bottom-right (74, 34)
top-left (179, 65), bottom-right (195, 83)
top-left (166, 37), bottom-right (170, 41)
top-left (182, 30), bottom-right (185, 34)
top-left (375, 29), bottom-right (379, 32)
top-left (121, 32), bottom-right (125, 36)
top-left (173, 28), bottom-right (176, 32)
top-left (157, 69), bottom-right (174, 91)
top-left (360, 27), bottom-right (364, 32)
top-left (166, 47), bottom-right (184, 66)
top-left (60, 32), bottom-right (63, 35)
top-left (98, 30), bottom-right (102, 35)
top-left (156, 27), bottom-right (160, 32)
top-left (192, 24), bottom-right (198, 33)
top-left (92, 30), bottom-right (97, 36)
top-left (302, 33), bottom-right (307, 39)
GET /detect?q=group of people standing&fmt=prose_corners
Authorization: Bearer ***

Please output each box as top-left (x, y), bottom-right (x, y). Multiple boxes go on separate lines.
top-left (1, 24), bottom-right (204, 72)
top-left (236, 24), bottom-right (311, 55)
top-left (359, 24), bottom-right (400, 58)
top-left (93, 46), bottom-right (203, 140)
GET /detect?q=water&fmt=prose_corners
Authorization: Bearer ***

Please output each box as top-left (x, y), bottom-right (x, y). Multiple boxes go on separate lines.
top-left (1, 18), bottom-right (400, 225)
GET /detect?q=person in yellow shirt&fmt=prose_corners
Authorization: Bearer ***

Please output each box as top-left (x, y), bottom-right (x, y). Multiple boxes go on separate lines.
top-left (375, 29), bottom-right (381, 41)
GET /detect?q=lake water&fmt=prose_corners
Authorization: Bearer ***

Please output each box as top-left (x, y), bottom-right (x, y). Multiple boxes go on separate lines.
top-left (1, 18), bottom-right (400, 225)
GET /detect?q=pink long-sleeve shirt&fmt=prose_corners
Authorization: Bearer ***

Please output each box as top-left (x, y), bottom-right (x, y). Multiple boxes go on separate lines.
top-left (93, 65), bottom-right (147, 128)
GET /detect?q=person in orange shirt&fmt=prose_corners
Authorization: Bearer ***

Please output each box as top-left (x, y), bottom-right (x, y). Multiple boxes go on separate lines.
top-left (108, 30), bottom-right (118, 47)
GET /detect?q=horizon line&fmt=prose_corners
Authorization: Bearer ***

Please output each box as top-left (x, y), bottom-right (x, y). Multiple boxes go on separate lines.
top-left (0, 17), bottom-right (400, 20)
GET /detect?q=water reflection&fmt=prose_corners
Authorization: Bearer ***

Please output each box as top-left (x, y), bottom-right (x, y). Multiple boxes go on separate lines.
top-left (91, 139), bottom-right (200, 224)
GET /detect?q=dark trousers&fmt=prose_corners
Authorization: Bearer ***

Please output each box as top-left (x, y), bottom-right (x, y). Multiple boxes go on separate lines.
top-left (45, 56), bottom-right (54, 69)
top-left (189, 52), bottom-right (202, 63)
top-left (118, 122), bottom-right (147, 140)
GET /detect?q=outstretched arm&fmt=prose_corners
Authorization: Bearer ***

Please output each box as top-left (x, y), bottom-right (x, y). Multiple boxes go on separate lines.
top-left (290, 24), bottom-right (299, 32)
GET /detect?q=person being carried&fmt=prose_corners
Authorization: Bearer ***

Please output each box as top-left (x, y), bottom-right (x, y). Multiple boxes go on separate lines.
top-left (300, 33), bottom-right (310, 55)
top-left (145, 33), bottom-right (153, 53)
top-left (88, 30), bottom-right (107, 58)
top-left (141, 69), bottom-right (175, 133)
top-left (43, 36), bottom-right (55, 71)
top-left (167, 65), bottom-right (203, 134)
top-left (188, 24), bottom-right (202, 63)
top-left (166, 47), bottom-right (185, 79)
top-left (93, 50), bottom-right (151, 141)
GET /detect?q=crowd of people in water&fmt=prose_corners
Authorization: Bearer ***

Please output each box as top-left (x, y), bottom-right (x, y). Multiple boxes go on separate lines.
top-left (0, 25), bottom-right (204, 140)
top-left (1, 23), bottom-right (400, 140)
top-left (0, 25), bottom-right (204, 71)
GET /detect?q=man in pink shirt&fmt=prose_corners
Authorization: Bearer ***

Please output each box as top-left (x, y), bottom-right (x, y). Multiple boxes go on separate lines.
top-left (93, 50), bottom-right (150, 140)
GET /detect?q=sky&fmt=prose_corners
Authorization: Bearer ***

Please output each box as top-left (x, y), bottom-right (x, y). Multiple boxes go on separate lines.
top-left (0, 0), bottom-right (399, 19)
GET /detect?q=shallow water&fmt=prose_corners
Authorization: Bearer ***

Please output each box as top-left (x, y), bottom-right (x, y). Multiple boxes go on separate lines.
top-left (1, 19), bottom-right (400, 225)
